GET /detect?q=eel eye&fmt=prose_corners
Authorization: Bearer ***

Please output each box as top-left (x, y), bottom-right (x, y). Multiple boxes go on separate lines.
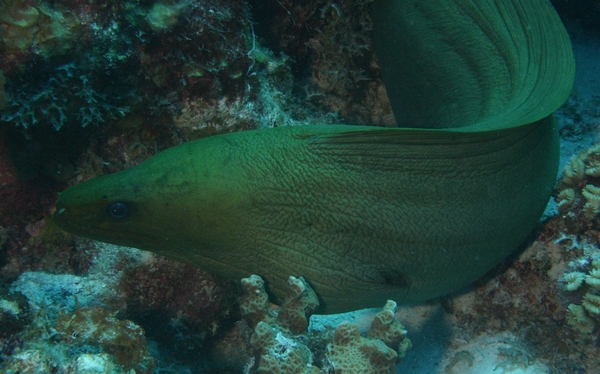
top-left (108, 202), bottom-right (129, 218)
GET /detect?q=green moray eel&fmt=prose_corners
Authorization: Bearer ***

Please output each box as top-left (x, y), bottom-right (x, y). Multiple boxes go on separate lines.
top-left (53, 0), bottom-right (574, 313)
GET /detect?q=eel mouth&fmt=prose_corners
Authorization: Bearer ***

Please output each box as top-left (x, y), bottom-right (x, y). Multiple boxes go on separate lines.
top-left (52, 207), bottom-right (161, 249)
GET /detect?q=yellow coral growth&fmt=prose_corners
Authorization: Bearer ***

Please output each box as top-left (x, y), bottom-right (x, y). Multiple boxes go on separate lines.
top-left (578, 184), bottom-right (600, 220)
top-left (584, 144), bottom-right (600, 177)
top-left (566, 304), bottom-right (596, 334)
top-left (582, 202), bottom-right (600, 220)
top-left (556, 188), bottom-right (575, 214)
top-left (582, 293), bottom-right (600, 314)
top-left (586, 268), bottom-right (600, 290)
top-left (563, 271), bottom-right (586, 291)
top-left (562, 154), bottom-right (586, 186)
top-left (561, 144), bottom-right (600, 186)
top-left (582, 184), bottom-right (600, 202)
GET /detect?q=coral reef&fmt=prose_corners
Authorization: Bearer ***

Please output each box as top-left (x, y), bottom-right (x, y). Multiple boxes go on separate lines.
top-left (327, 321), bottom-right (398, 373)
top-left (554, 143), bottom-right (600, 334)
top-left (117, 254), bottom-right (241, 364)
top-left (0, 1), bottom-right (598, 373)
top-left (0, 0), bottom-right (136, 131)
top-left (239, 275), bottom-right (277, 329)
top-left (237, 274), bottom-right (410, 374)
top-left (582, 292), bottom-right (600, 314)
top-left (0, 306), bottom-right (155, 374)
top-left (0, 286), bottom-right (30, 362)
top-left (566, 303), bottom-right (596, 333)
top-left (563, 259), bottom-right (600, 333)
top-left (0, 0), bottom-right (392, 138)
top-left (1, 349), bottom-right (55, 374)
top-left (563, 271), bottom-right (587, 291)
top-left (0, 0), bottom-right (81, 55)
top-left (436, 219), bottom-right (597, 372)
top-left (0, 0), bottom-right (351, 195)
top-left (1, 254), bottom-right (159, 373)
top-left (55, 306), bottom-right (155, 373)
top-left (366, 300), bottom-right (412, 359)
top-left (1, 63), bottom-right (131, 131)
top-left (249, 320), bottom-right (318, 373)
top-left (119, 255), bottom-right (239, 328)
top-left (239, 275), bottom-right (320, 373)
top-left (0, 0), bottom-right (44, 52)
top-left (250, 0), bottom-right (394, 127)
top-left (1, 241), bottom-right (242, 371)
top-left (63, 353), bottom-right (123, 374)
top-left (433, 142), bottom-right (600, 372)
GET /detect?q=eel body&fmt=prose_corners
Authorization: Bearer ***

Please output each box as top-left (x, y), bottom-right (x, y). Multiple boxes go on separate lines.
top-left (53, 0), bottom-right (574, 313)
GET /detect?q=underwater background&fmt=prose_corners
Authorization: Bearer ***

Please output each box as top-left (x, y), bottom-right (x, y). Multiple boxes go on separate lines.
top-left (0, 0), bottom-right (599, 373)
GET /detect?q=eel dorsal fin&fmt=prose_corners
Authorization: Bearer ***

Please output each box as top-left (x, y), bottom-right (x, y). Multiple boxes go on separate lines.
top-left (371, 0), bottom-right (575, 131)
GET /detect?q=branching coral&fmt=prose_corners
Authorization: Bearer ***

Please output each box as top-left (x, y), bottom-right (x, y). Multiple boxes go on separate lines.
top-left (1, 0), bottom-right (134, 132)
top-left (1, 63), bottom-right (131, 130)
